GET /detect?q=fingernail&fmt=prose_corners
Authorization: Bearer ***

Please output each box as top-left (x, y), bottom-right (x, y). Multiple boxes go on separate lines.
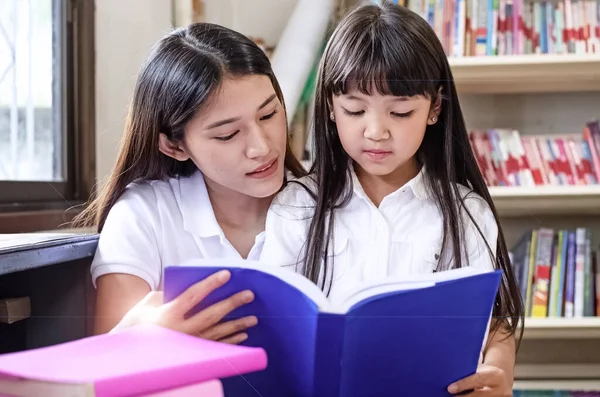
top-left (246, 316), bottom-right (258, 327)
top-left (238, 333), bottom-right (248, 342)
top-left (216, 270), bottom-right (230, 282)
top-left (448, 384), bottom-right (458, 393)
top-left (242, 291), bottom-right (254, 302)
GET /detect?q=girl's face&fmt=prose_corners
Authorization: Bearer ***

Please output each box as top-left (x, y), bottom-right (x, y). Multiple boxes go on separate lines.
top-left (160, 74), bottom-right (288, 199)
top-left (331, 85), bottom-right (440, 179)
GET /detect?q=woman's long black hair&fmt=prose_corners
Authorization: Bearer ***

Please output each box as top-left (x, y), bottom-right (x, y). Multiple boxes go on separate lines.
top-left (301, 1), bottom-right (524, 345)
top-left (73, 23), bottom-right (306, 231)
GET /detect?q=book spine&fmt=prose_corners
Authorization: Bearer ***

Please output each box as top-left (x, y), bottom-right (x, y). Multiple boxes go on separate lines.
top-left (583, 125), bottom-right (600, 182)
top-left (548, 232), bottom-right (561, 316)
top-left (532, 228), bottom-right (554, 317)
top-left (313, 314), bottom-right (345, 397)
top-left (563, 136), bottom-right (584, 185)
top-left (557, 230), bottom-right (569, 317)
top-left (574, 228), bottom-right (586, 317)
top-left (579, 135), bottom-right (599, 184)
top-left (583, 229), bottom-right (594, 316)
top-left (564, 231), bottom-right (577, 318)
top-left (525, 230), bottom-right (538, 316)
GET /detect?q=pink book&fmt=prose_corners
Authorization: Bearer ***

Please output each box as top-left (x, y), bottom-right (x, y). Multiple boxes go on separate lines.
top-left (0, 324), bottom-right (267, 397)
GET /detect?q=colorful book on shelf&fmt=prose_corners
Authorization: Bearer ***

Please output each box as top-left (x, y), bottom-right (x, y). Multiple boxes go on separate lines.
top-left (405, 0), bottom-right (600, 56)
top-left (0, 324), bottom-right (267, 397)
top-left (469, 120), bottom-right (600, 188)
top-left (510, 227), bottom-right (600, 318)
top-left (163, 260), bottom-right (502, 397)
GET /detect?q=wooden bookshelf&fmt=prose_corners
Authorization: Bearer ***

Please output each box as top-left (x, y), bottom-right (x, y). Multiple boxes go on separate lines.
top-left (449, 54), bottom-right (600, 94)
top-left (310, 2), bottom-right (600, 391)
top-left (523, 318), bottom-right (600, 340)
top-left (514, 379), bottom-right (600, 391)
top-left (489, 186), bottom-right (600, 216)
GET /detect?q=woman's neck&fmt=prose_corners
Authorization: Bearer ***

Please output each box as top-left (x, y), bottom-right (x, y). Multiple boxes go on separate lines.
top-left (205, 180), bottom-right (273, 258)
top-left (354, 160), bottom-right (421, 207)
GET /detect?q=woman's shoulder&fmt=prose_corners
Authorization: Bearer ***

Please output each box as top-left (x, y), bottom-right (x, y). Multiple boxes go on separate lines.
top-left (276, 174), bottom-right (318, 205)
top-left (116, 174), bottom-right (184, 208)
top-left (269, 174), bottom-right (318, 221)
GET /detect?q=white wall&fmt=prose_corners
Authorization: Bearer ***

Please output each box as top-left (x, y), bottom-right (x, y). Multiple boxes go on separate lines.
top-left (202, 0), bottom-right (298, 47)
top-left (95, 0), bottom-right (297, 182)
top-left (95, 0), bottom-right (173, 182)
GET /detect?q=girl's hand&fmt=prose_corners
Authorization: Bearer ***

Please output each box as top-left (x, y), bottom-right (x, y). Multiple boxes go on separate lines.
top-left (447, 364), bottom-right (512, 396)
top-left (110, 270), bottom-right (258, 344)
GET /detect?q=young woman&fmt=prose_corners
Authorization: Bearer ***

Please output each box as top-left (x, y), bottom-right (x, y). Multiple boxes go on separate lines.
top-left (261, 2), bottom-right (524, 395)
top-left (73, 22), bottom-right (306, 340)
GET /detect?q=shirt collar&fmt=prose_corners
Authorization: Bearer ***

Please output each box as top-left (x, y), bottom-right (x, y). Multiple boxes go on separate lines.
top-left (350, 164), bottom-right (430, 203)
top-left (178, 169), bottom-right (222, 238)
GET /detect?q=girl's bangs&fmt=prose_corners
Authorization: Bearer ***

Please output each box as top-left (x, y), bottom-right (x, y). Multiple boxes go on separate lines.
top-left (327, 26), bottom-right (440, 99)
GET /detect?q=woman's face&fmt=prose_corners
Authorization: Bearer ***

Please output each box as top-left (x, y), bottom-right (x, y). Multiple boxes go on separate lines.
top-left (161, 74), bottom-right (288, 199)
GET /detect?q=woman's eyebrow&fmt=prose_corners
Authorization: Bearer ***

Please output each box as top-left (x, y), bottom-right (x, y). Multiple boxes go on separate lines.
top-left (206, 93), bottom-right (278, 130)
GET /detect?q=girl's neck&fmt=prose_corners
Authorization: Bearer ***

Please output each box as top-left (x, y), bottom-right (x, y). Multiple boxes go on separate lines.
top-left (354, 160), bottom-right (421, 207)
top-left (205, 180), bottom-right (273, 258)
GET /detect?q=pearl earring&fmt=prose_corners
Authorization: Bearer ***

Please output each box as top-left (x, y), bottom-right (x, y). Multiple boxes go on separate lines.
top-left (330, 111), bottom-right (335, 121)
top-left (430, 116), bottom-right (437, 123)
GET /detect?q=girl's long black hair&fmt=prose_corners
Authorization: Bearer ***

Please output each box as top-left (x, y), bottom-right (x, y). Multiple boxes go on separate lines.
top-left (301, 1), bottom-right (524, 345)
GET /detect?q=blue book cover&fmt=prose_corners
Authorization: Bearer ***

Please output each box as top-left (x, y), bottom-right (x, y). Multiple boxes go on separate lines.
top-left (163, 261), bottom-right (502, 397)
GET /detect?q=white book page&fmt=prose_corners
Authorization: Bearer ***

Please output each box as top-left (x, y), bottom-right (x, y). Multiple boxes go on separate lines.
top-left (0, 378), bottom-right (92, 397)
top-left (329, 266), bottom-right (493, 314)
top-left (176, 259), bottom-right (331, 310)
top-left (0, 233), bottom-right (85, 250)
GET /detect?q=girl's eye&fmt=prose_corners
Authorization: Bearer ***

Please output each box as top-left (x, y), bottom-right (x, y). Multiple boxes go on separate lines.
top-left (391, 111), bottom-right (414, 118)
top-left (342, 108), bottom-right (364, 117)
top-left (215, 131), bottom-right (239, 141)
top-left (260, 110), bottom-right (277, 121)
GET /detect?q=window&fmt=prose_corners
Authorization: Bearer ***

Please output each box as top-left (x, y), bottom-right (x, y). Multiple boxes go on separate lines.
top-left (0, 0), bottom-right (94, 230)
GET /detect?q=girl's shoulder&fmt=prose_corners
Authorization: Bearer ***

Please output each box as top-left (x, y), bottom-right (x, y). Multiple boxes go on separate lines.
top-left (454, 183), bottom-right (493, 218)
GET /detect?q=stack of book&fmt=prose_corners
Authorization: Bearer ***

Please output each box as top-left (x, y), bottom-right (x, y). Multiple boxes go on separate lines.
top-left (0, 324), bottom-right (267, 397)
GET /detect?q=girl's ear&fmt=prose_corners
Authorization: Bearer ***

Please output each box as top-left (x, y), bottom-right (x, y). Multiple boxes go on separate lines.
top-left (428, 87), bottom-right (443, 125)
top-left (158, 133), bottom-right (190, 161)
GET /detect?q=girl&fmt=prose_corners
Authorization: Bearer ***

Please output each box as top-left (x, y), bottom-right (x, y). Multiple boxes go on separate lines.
top-left (261, 2), bottom-right (524, 395)
top-left (73, 22), bottom-right (306, 340)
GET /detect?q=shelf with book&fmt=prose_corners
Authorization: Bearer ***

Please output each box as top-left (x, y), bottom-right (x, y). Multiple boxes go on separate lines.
top-left (523, 317), bottom-right (600, 339)
top-left (489, 185), bottom-right (600, 216)
top-left (513, 379), bottom-right (600, 394)
top-left (450, 54), bottom-right (600, 94)
top-left (469, 121), bottom-right (600, 215)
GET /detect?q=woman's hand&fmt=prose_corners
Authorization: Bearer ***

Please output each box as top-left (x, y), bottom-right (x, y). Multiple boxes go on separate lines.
top-left (447, 364), bottom-right (512, 396)
top-left (110, 270), bottom-right (257, 344)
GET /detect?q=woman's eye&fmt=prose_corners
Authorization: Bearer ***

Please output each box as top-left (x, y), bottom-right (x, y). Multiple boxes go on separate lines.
top-left (342, 108), bottom-right (364, 117)
top-left (215, 131), bottom-right (239, 141)
top-left (391, 111), bottom-right (414, 118)
top-left (260, 110), bottom-right (277, 120)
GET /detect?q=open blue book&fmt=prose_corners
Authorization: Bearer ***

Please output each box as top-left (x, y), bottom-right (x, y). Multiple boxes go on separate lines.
top-left (163, 261), bottom-right (501, 397)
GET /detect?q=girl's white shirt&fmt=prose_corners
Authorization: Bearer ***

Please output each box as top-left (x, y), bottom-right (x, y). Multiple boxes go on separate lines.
top-left (90, 170), bottom-right (267, 290)
top-left (260, 166), bottom-right (499, 302)
top-left (260, 167), bottom-right (499, 364)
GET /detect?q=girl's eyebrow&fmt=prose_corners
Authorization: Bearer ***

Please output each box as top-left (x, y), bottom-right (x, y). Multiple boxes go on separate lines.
top-left (205, 93), bottom-right (277, 130)
top-left (344, 94), bottom-right (409, 102)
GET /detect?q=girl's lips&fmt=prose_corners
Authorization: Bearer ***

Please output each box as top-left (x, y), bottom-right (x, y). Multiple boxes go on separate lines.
top-left (364, 150), bottom-right (392, 160)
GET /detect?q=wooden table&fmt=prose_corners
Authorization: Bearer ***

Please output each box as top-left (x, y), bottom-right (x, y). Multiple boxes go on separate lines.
top-left (0, 233), bottom-right (99, 353)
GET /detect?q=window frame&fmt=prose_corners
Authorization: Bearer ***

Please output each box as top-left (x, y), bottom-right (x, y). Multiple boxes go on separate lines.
top-left (0, 0), bottom-right (95, 232)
